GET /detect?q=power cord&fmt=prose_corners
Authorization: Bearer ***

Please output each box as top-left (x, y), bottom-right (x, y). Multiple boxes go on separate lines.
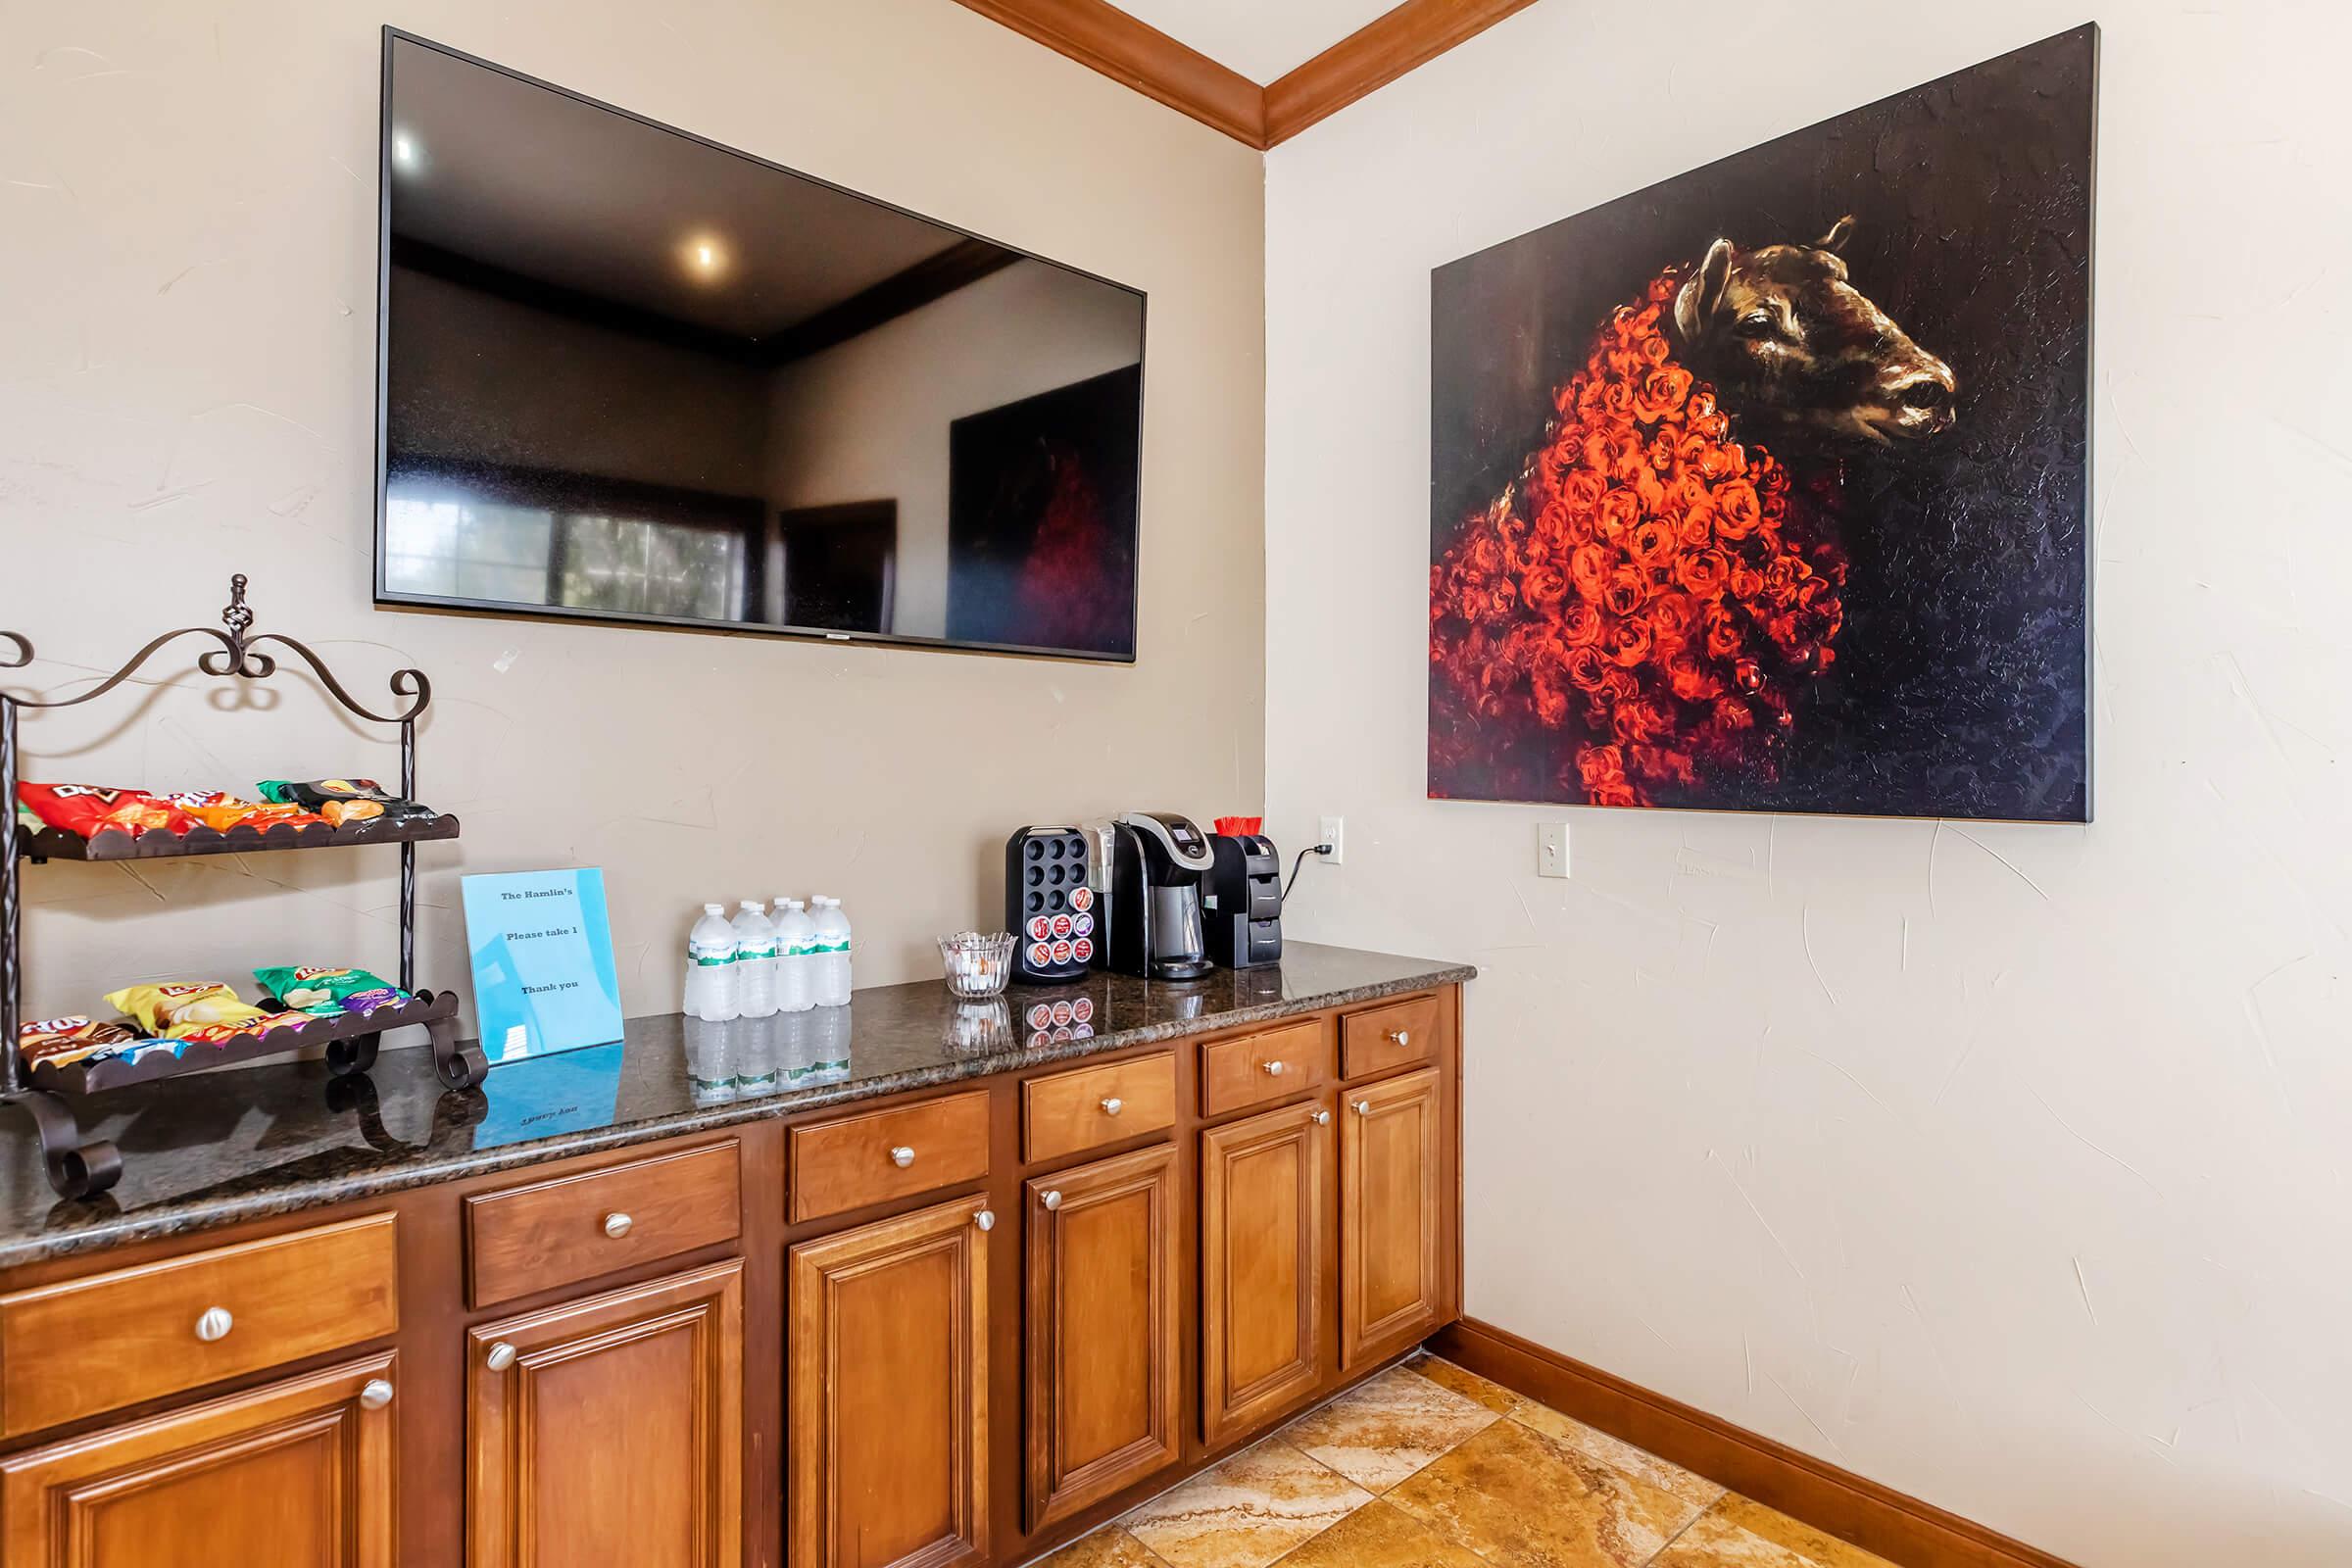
top-left (1280, 843), bottom-right (1334, 907)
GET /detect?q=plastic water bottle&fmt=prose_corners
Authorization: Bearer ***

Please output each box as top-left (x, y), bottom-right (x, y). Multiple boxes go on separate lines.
top-left (683, 904), bottom-right (740, 1021)
top-left (809, 895), bottom-right (853, 1006)
top-left (730, 901), bottom-right (779, 1019)
top-left (773, 898), bottom-right (817, 1013)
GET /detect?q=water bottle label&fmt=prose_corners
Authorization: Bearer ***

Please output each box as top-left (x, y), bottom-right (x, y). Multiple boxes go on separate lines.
top-left (738, 944), bottom-right (777, 960)
top-left (691, 951), bottom-right (735, 966)
top-left (817, 938), bottom-right (851, 953)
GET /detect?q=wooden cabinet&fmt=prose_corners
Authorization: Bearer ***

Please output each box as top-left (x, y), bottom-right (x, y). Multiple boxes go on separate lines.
top-left (0, 979), bottom-right (1463, 1568)
top-left (1023, 1143), bottom-right (1180, 1530)
top-left (790, 1194), bottom-right (992, 1568)
top-left (465, 1140), bottom-right (741, 1309)
top-left (0, 1212), bottom-right (399, 1438)
top-left (466, 1261), bottom-right (743, 1568)
top-left (0, 1352), bottom-right (398, 1567)
top-left (1200, 1099), bottom-right (1328, 1446)
top-left (1339, 1067), bottom-right (1446, 1367)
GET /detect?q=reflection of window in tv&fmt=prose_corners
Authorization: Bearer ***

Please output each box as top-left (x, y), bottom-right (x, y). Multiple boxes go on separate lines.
top-left (384, 458), bottom-right (760, 622)
top-left (772, 501), bottom-right (899, 635)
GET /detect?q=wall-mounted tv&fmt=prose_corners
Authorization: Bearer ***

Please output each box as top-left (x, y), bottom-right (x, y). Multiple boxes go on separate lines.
top-left (375, 29), bottom-right (1147, 661)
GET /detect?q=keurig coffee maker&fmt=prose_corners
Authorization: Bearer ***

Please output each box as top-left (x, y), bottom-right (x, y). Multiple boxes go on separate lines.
top-left (1102, 811), bottom-right (1214, 980)
top-left (1205, 832), bottom-right (1283, 968)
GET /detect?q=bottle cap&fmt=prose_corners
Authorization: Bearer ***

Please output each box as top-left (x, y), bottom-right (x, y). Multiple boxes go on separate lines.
top-left (741, 900), bottom-right (764, 912)
top-left (704, 903), bottom-right (725, 913)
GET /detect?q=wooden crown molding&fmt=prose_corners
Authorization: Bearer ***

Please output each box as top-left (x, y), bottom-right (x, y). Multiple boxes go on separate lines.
top-left (952, 0), bottom-right (1267, 146)
top-left (1429, 1319), bottom-right (2082, 1568)
top-left (952, 0), bottom-right (1543, 151)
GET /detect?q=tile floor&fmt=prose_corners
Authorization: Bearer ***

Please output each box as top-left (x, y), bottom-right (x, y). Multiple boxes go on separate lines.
top-left (1023, 1354), bottom-right (1900, 1568)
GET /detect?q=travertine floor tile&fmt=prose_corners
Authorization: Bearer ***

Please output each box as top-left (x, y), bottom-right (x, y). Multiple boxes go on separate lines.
top-left (1023, 1525), bottom-right (1179, 1568)
top-left (1283, 1365), bottom-right (1500, 1492)
top-left (1386, 1417), bottom-right (1704, 1568)
top-left (1120, 1439), bottom-right (1372, 1568)
top-left (1651, 1509), bottom-right (1825, 1566)
top-left (1508, 1398), bottom-right (1727, 1509)
top-left (1704, 1496), bottom-right (1899, 1568)
top-left (1403, 1352), bottom-right (1520, 1414)
top-left (1267, 1498), bottom-right (1492, 1567)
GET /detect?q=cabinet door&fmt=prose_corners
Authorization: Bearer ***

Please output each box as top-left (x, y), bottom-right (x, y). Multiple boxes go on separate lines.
top-left (0, 1352), bottom-right (397, 1568)
top-left (790, 1194), bottom-right (991, 1568)
top-left (1200, 1098), bottom-right (1327, 1447)
top-left (1340, 1066), bottom-right (1445, 1366)
top-left (467, 1260), bottom-right (743, 1568)
top-left (1025, 1143), bottom-right (1180, 1530)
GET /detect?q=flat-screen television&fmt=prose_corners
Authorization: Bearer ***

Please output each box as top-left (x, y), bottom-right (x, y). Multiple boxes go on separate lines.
top-left (375, 30), bottom-right (1147, 661)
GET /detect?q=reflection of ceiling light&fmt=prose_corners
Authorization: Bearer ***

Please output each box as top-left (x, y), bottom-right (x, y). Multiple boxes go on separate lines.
top-left (683, 234), bottom-right (728, 281)
top-left (392, 131), bottom-right (418, 170)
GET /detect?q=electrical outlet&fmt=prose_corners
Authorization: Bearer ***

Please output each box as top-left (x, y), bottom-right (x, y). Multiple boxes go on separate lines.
top-left (1319, 815), bottom-right (1346, 865)
top-left (1537, 821), bottom-right (1570, 879)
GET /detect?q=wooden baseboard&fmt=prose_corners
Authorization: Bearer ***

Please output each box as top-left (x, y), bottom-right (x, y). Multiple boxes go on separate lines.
top-left (1427, 1319), bottom-right (2079, 1568)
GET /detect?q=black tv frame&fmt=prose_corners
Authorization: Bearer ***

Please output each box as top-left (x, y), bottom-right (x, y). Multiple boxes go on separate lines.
top-left (372, 26), bottom-right (1150, 664)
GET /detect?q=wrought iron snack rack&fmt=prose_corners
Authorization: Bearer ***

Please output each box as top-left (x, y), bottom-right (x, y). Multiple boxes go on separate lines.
top-left (2, 576), bottom-right (488, 1200)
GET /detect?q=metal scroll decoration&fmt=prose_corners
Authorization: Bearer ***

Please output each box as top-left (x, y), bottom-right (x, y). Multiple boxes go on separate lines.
top-left (1, 575), bottom-right (483, 1201)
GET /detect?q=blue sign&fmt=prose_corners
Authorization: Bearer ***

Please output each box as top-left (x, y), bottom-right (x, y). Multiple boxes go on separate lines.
top-left (461, 868), bottom-right (624, 1063)
top-left (472, 1041), bottom-right (627, 1151)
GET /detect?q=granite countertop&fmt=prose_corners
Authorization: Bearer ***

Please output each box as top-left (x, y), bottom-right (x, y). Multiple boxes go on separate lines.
top-left (0, 943), bottom-right (1472, 1270)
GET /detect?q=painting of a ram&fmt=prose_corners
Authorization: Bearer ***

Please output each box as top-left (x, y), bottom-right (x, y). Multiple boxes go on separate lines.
top-left (1429, 24), bottom-right (2094, 821)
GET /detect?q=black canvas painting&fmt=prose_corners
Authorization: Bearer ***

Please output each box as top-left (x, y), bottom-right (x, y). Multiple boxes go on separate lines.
top-left (1428, 25), bottom-right (2095, 821)
top-left (948, 364), bottom-right (1143, 660)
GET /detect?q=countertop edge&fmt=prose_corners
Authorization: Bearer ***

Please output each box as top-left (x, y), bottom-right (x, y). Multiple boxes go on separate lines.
top-left (0, 959), bottom-right (1476, 1270)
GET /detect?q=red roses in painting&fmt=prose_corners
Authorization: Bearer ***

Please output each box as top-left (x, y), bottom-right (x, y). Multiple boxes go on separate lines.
top-left (1430, 221), bottom-right (1957, 809)
top-left (1431, 271), bottom-right (1841, 808)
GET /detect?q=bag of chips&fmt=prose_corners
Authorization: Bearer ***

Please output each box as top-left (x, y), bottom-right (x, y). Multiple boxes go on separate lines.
top-left (172, 1011), bottom-right (311, 1046)
top-left (253, 964), bottom-right (411, 1017)
top-left (103, 981), bottom-right (270, 1038)
top-left (164, 792), bottom-right (327, 832)
top-left (17, 784), bottom-right (197, 841)
top-left (17, 1016), bottom-right (139, 1069)
top-left (258, 779), bottom-right (436, 826)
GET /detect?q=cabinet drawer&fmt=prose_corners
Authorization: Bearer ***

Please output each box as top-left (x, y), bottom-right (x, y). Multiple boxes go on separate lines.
top-left (0, 1213), bottom-right (399, 1438)
top-left (791, 1090), bottom-right (992, 1223)
top-left (466, 1140), bottom-right (742, 1309)
top-left (1342, 993), bottom-right (1441, 1080)
top-left (1201, 1018), bottom-right (1329, 1118)
top-left (1024, 1053), bottom-right (1176, 1163)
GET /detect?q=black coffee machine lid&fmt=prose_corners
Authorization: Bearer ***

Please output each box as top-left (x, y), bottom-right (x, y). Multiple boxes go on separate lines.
top-left (1117, 811), bottom-right (1214, 872)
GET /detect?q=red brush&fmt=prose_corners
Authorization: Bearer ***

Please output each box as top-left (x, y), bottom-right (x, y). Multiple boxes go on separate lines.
top-left (1212, 816), bottom-right (1263, 836)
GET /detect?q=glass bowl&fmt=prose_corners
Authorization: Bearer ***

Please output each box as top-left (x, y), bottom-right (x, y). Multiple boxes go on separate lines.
top-left (939, 931), bottom-right (1017, 998)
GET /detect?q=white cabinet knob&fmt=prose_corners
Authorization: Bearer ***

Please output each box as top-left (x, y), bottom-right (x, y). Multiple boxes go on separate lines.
top-left (1312, 1109), bottom-right (1332, 1126)
top-left (890, 1146), bottom-right (915, 1168)
top-left (1042, 1190), bottom-right (1063, 1212)
top-left (1386, 1029), bottom-right (1411, 1046)
top-left (359, 1379), bottom-right (395, 1410)
top-left (1102, 1097), bottom-right (1124, 1116)
top-left (486, 1341), bottom-right (518, 1372)
top-left (974, 1209), bottom-right (996, 1232)
top-left (1262, 1059), bottom-right (1286, 1077)
top-left (603, 1211), bottom-right (633, 1240)
top-left (1354, 1100), bottom-right (1373, 1116)
top-left (194, 1306), bottom-right (233, 1344)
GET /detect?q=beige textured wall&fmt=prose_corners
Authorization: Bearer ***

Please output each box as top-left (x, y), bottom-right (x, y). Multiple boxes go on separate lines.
top-left (1263, 3), bottom-right (2352, 1564)
top-left (0, 0), bottom-right (1265, 1033)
